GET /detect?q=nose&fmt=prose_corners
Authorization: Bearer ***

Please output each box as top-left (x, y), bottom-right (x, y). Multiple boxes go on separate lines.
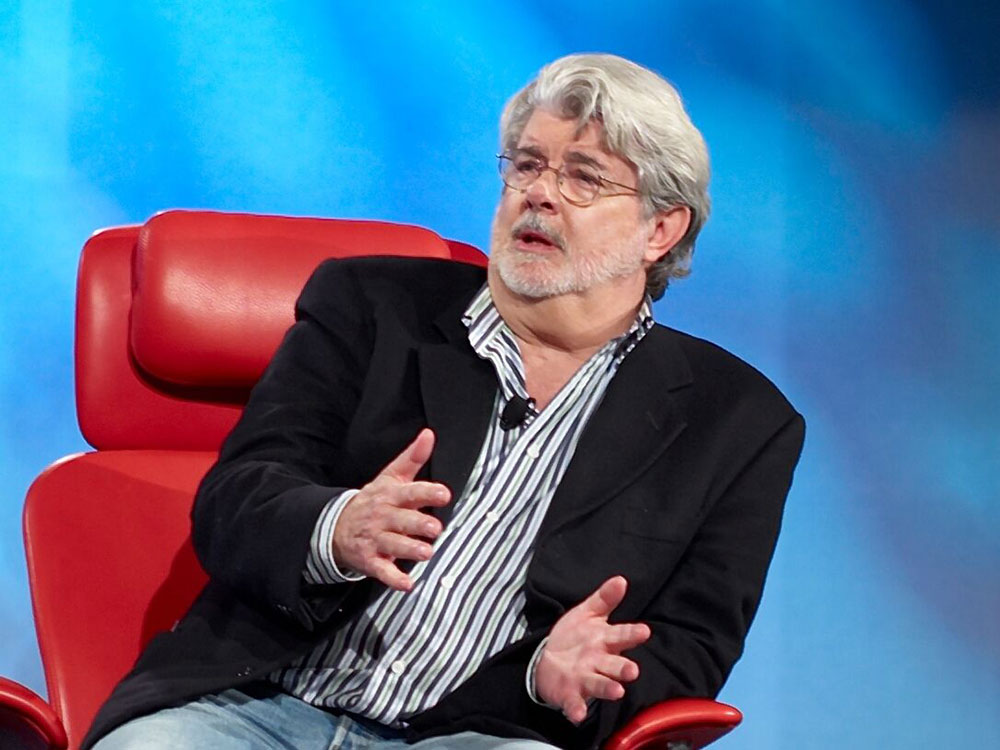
top-left (522, 166), bottom-right (560, 213)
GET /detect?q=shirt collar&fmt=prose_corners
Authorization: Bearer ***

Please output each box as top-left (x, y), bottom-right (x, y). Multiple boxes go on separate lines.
top-left (461, 284), bottom-right (653, 362)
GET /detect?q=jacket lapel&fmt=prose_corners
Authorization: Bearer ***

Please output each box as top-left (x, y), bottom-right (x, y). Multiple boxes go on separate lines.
top-left (536, 326), bottom-right (694, 541)
top-left (418, 294), bottom-right (496, 524)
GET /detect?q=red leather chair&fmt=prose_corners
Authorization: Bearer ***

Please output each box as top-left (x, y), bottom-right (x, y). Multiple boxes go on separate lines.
top-left (0, 210), bottom-right (741, 750)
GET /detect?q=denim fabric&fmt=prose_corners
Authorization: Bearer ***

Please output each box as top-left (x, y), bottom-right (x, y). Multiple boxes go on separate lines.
top-left (92, 685), bottom-right (556, 750)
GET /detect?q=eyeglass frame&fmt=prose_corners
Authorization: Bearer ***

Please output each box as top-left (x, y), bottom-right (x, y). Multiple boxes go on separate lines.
top-left (496, 149), bottom-right (642, 207)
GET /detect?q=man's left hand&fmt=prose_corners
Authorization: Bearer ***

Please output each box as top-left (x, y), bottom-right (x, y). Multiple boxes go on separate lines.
top-left (535, 575), bottom-right (651, 724)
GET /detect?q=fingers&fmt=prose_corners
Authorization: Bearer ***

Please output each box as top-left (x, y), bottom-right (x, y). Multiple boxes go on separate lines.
top-left (595, 654), bottom-right (640, 683)
top-left (604, 622), bottom-right (651, 651)
top-left (333, 436), bottom-right (450, 588)
top-left (582, 673), bottom-right (626, 701)
top-left (375, 531), bottom-right (434, 562)
top-left (558, 675), bottom-right (629, 724)
top-left (386, 506), bottom-right (443, 539)
top-left (377, 432), bottom-right (450, 510)
top-left (381, 428), bottom-right (435, 482)
top-left (352, 528), bottom-right (433, 592)
top-left (561, 659), bottom-right (637, 724)
top-left (581, 575), bottom-right (628, 617)
top-left (369, 557), bottom-right (413, 592)
top-left (394, 480), bottom-right (451, 510)
top-left (563, 697), bottom-right (589, 725)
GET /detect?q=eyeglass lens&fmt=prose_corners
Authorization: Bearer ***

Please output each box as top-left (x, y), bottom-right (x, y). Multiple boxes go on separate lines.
top-left (499, 154), bottom-right (603, 204)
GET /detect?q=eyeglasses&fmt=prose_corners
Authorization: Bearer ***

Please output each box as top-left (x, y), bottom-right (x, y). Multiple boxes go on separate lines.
top-left (497, 150), bottom-right (641, 207)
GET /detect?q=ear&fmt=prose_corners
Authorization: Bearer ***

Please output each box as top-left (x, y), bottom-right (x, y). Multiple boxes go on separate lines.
top-left (643, 205), bottom-right (691, 265)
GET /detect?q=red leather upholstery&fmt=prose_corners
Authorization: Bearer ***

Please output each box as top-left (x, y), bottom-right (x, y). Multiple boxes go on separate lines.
top-left (76, 210), bottom-right (475, 450)
top-left (75, 224), bottom-right (245, 451)
top-left (604, 698), bottom-right (742, 750)
top-left (130, 211), bottom-right (455, 388)
top-left (6, 211), bottom-right (741, 750)
top-left (0, 676), bottom-right (67, 750)
top-left (24, 451), bottom-right (214, 749)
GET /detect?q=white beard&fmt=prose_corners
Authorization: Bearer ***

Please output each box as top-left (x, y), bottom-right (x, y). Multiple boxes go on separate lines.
top-left (490, 211), bottom-right (647, 299)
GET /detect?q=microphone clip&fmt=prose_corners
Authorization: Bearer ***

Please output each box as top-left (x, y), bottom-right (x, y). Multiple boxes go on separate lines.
top-left (500, 395), bottom-right (535, 430)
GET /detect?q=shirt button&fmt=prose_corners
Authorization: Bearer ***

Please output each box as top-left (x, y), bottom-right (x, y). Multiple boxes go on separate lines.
top-left (486, 511), bottom-right (500, 523)
top-left (391, 660), bottom-right (406, 675)
top-left (441, 575), bottom-right (456, 589)
top-left (525, 444), bottom-right (540, 459)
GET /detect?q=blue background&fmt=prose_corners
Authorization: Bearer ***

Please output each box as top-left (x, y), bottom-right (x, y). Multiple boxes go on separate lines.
top-left (2, 1), bottom-right (997, 746)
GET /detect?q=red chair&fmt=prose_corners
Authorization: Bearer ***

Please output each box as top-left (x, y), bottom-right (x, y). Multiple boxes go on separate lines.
top-left (0, 210), bottom-right (741, 750)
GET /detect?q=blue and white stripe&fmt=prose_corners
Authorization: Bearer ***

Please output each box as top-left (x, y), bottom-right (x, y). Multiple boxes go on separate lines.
top-left (273, 284), bottom-right (653, 727)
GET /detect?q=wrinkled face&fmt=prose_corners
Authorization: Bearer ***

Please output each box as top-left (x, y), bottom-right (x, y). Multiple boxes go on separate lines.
top-left (490, 109), bottom-right (653, 299)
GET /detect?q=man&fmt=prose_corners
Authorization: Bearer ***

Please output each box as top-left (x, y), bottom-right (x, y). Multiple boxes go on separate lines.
top-left (87, 53), bottom-right (804, 749)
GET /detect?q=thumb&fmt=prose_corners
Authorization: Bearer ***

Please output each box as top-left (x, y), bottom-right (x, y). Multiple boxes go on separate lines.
top-left (580, 575), bottom-right (628, 617)
top-left (381, 428), bottom-right (435, 481)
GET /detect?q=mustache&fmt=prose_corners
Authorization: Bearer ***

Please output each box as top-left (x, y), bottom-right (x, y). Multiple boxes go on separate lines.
top-left (510, 213), bottom-right (565, 250)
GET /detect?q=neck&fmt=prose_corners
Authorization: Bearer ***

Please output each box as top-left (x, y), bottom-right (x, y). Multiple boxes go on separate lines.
top-left (487, 266), bottom-right (645, 356)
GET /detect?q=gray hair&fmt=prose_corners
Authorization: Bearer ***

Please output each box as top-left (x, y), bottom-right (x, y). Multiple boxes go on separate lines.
top-left (499, 54), bottom-right (711, 299)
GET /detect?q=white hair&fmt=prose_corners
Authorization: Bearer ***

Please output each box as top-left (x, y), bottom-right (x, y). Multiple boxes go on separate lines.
top-left (499, 54), bottom-right (711, 299)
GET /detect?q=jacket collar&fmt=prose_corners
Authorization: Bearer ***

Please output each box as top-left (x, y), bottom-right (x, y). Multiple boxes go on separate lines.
top-left (418, 286), bottom-right (694, 532)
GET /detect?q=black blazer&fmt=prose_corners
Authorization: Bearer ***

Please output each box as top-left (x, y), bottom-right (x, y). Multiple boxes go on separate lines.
top-left (85, 257), bottom-right (804, 749)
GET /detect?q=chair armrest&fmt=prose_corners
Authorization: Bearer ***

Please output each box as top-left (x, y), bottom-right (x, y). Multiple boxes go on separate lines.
top-left (604, 698), bottom-right (742, 750)
top-left (0, 677), bottom-right (68, 750)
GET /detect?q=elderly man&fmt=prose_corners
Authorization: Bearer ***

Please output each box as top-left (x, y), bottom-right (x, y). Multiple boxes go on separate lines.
top-left (86, 53), bottom-right (804, 750)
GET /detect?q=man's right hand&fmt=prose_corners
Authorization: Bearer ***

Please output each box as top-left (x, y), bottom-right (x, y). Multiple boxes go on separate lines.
top-left (332, 428), bottom-right (450, 591)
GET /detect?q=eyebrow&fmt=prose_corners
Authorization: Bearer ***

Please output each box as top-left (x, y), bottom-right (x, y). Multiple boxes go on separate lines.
top-left (515, 145), bottom-right (547, 161)
top-left (513, 146), bottom-right (607, 171)
top-left (563, 150), bottom-right (606, 170)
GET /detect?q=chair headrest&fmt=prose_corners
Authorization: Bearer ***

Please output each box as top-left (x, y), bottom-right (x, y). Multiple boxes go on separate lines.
top-left (130, 210), bottom-right (455, 388)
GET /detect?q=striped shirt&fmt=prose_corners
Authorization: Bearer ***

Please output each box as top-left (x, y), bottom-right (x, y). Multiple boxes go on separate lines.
top-left (272, 284), bottom-right (653, 727)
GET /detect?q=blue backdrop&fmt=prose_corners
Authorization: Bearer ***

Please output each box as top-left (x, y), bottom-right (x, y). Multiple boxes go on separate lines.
top-left (1, 1), bottom-right (997, 746)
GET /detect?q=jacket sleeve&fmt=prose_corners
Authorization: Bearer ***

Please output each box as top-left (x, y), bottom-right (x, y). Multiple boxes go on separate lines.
top-left (590, 411), bottom-right (806, 745)
top-left (191, 259), bottom-right (374, 631)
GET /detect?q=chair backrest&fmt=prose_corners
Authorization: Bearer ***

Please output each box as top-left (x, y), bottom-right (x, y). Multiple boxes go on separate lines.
top-left (77, 209), bottom-right (486, 451)
top-left (25, 210), bottom-right (487, 748)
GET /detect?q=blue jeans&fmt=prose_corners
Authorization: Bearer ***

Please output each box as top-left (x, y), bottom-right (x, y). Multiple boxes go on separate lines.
top-left (92, 685), bottom-right (558, 749)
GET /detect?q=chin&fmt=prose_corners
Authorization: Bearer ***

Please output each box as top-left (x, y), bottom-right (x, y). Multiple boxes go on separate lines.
top-left (496, 247), bottom-right (647, 300)
top-left (494, 250), bottom-right (578, 298)
top-left (489, 216), bottom-right (647, 299)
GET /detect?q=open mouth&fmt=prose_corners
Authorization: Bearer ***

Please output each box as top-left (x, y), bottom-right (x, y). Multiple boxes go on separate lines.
top-left (514, 229), bottom-right (559, 249)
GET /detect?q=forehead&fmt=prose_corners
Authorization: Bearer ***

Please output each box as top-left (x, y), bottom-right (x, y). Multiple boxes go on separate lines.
top-left (516, 109), bottom-right (630, 171)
